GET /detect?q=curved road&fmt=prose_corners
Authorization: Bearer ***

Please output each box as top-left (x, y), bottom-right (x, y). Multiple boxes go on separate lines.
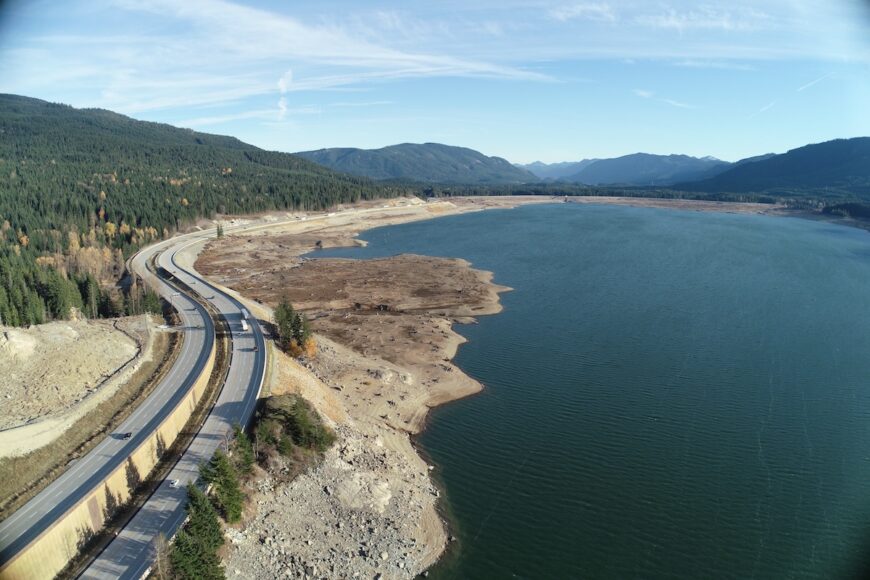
top-left (0, 229), bottom-right (266, 579)
top-left (82, 233), bottom-right (267, 579)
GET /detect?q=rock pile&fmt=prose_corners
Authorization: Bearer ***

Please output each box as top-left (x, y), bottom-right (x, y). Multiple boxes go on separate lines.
top-left (224, 424), bottom-right (440, 579)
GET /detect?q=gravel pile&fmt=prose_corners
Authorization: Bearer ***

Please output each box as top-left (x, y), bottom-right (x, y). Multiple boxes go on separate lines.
top-left (224, 424), bottom-right (440, 579)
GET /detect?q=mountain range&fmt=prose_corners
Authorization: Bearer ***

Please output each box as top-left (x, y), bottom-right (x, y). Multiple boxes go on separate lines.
top-left (518, 141), bottom-right (870, 196)
top-left (0, 93), bottom-right (398, 244)
top-left (519, 153), bottom-right (733, 185)
top-left (295, 143), bottom-right (535, 184)
top-left (673, 138), bottom-right (870, 195)
top-left (0, 94), bottom-right (411, 323)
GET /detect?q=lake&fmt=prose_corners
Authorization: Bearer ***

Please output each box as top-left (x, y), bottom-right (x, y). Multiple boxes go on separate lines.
top-left (317, 203), bottom-right (870, 579)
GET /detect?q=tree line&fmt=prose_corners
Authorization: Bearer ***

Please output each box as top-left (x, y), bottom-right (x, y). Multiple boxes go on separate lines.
top-left (0, 94), bottom-right (413, 326)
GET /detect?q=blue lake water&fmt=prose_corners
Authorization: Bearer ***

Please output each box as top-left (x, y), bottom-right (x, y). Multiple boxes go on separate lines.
top-left (316, 203), bottom-right (870, 579)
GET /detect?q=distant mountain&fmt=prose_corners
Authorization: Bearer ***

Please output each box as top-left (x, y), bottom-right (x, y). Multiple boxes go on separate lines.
top-left (734, 153), bottom-right (778, 166)
top-left (296, 143), bottom-right (536, 184)
top-left (687, 153), bottom-right (777, 182)
top-left (564, 153), bottom-right (730, 186)
top-left (676, 138), bottom-right (870, 195)
top-left (518, 159), bottom-right (598, 180)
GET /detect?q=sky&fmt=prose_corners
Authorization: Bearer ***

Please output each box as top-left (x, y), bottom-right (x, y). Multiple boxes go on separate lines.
top-left (0, 0), bottom-right (868, 163)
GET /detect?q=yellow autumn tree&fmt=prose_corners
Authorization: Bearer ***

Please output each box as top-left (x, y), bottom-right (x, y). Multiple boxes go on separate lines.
top-left (303, 337), bottom-right (317, 358)
top-left (67, 230), bottom-right (81, 253)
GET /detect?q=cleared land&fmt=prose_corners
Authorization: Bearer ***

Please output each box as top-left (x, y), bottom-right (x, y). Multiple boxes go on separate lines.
top-left (1, 318), bottom-right (142, 429)
top-left (0, 315), bottom-right (177, 520)
top-left (0, 316), bottom-right (162, 456)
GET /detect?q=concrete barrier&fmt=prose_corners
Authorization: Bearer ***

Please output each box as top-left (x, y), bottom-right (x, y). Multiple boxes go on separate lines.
top-left (0, 343), bottom-right (215, 580)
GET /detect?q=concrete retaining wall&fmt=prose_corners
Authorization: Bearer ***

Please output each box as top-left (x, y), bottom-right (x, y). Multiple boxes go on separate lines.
top-left (0, 343), bottom-right (215, 580)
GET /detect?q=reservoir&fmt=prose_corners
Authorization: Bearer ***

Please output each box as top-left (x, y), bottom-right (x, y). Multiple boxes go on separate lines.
top-left (317, 202), bottom-right (870, 579)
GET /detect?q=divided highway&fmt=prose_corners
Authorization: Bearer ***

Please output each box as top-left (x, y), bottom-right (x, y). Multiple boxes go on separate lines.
top-left (0, 229), bottom-right (266, 579)
top-left (83, 233), bottom-right (266, 579)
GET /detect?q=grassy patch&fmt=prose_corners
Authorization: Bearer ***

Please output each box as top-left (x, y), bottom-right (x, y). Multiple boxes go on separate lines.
top-left (252, 394), bottom-right (336, 479)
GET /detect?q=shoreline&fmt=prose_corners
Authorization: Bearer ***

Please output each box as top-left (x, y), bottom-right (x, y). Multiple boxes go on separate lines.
top-left (191, 194), bottom-right (827, 577)
top-left (194, 198), bottom-right (518, 578)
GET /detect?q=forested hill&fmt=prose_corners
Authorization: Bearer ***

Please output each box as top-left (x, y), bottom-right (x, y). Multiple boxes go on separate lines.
top-left (295, 143), bottom-right (536, 184)
top-left (0, 94), bottom-right (405, 326)
top-left (675, 138), bottom-right (870, 196)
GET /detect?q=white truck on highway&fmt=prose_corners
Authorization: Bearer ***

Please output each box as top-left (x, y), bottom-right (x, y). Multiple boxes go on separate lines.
top-left (240, 308), bottom-right (251, 332)
top-left (241, 319), bottom-right (249, 332)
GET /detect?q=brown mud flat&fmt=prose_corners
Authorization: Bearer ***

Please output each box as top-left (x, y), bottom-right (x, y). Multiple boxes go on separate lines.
top-left (196, 236), bottom-right (508, 435)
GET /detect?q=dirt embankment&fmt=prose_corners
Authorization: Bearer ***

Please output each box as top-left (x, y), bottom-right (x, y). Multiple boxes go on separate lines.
top-left (0, 315), bottom-right (164, 457)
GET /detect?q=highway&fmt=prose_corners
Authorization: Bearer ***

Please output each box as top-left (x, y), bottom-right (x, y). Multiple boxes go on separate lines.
top-left (0, 228), bottom-right (266, 579)
top-left (82, 232), bottom-right (266, 579)
top-left (1, 204), bottom-right (413, 578)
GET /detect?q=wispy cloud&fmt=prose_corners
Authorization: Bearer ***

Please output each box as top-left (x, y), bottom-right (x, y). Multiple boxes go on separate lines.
top-left (633, 89), bottom-right (695, 109)
top-left (673, 60), bottom-right (757, 71)
top-left (31, 0), bottom-right (546, 114)
top-left (327, 100), bottom-right (394, 108)
top-left (636, 7), bottom-right (770, 32)
top-left (178, 104), bottom-right (321, 127)
top-left (747, 99), bottom-right (777, 119)
top-left (796, 72), bottom-right (833, 92)
top-left (661, 98), bottom-right (695, 109)
top-left (550, 3), bottom-right (617, 23)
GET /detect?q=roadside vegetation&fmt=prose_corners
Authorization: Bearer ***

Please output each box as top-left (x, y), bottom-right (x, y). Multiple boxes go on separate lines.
top-left (164, 486), bottom-right (225, 580)
top-left (254, 395), bottom-right (336, 474)
top-left (158, 397), bottom-right (334, 579)
top-left (273, 296), bottom-right (316, 358)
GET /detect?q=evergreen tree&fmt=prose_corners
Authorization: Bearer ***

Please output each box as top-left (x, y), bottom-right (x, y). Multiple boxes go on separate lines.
top-left (273, 296), bottom-right (295, 350)
top-left (232, 424), bottom-right (255, 475)
top-left (170, 530), bottom-right (224, 580)
top-left (185, 485), bottom-right (224, 552)
top-left (201, 450), bottom-right (244, 523)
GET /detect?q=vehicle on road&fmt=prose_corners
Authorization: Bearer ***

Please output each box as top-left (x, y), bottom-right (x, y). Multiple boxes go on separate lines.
top-left (241, 319), bottom-right (249, 332)
top-left (168, 479), bottom-right (180, 488)
top-left (253, 345), bottom-right (259, 352)
top-left (121, 432), bottom-right (133, 440)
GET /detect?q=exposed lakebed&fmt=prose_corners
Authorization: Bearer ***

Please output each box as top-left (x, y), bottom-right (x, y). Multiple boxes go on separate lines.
top-left (316, 202), bottom-right (870, 579)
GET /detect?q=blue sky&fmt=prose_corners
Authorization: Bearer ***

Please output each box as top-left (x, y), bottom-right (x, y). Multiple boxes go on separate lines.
top-left (1, 0), bottom-right (868, 163)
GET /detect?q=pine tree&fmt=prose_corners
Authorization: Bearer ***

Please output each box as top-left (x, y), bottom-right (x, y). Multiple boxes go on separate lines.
top-left (170, 530), bottom-right (224, 580)
top-left (201, 450), bottom-right (245, 523)
top-left (232, 425), bottom-right (255, 475)
top-left (185, 485), bottom-right (224, 552)
top-left (168, 486), bottom-right (226, 579)
top-left (273, 296), bottom-right (295, 350)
